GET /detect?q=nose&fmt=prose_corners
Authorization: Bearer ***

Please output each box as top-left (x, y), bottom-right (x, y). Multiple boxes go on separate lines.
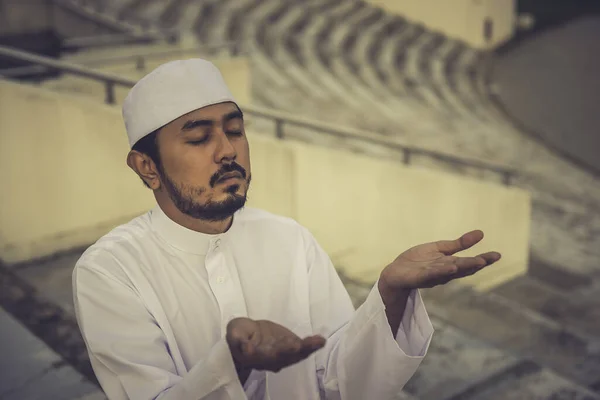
top-left (214, 132), bottom-right (237, 163)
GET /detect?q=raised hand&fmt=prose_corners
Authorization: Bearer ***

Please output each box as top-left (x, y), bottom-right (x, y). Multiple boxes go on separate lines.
top-left (226, 317), bottom-right (326, 376)
top-left (380, 230), bottom-right (501, 291)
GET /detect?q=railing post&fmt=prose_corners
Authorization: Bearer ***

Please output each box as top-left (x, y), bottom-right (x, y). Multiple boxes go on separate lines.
top-left (275, 119), bottom-right (284, 139)
top-left (402, 148), bottom-right (411, 165)
top-left (135, 56), bottom-right (145, 71)
top-left (105, 81), bottom-right (115, 105)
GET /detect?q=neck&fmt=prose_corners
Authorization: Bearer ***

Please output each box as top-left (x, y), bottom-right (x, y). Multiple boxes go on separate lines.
top-left (158, 200), bottom-right (234, 235)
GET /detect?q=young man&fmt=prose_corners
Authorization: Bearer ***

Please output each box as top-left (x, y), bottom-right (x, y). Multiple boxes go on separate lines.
top-left (73, 59), bottom-right (501, 400)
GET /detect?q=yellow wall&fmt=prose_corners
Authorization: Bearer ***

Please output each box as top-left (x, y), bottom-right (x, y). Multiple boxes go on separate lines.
top-left (0, 81), bottom-right (530, 290)
top-left (0, 81), bottom-right (155, 264)
top-left (290, 142), bottom-right (530, 290)
top-left (367, 0), bottom-right (516, 49)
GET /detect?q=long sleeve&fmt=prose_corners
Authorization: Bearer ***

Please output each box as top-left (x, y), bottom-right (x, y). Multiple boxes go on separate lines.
top-left (305, 232), bottom-right (434, 400)
top-left (73, 262), bottom-right (247, 400)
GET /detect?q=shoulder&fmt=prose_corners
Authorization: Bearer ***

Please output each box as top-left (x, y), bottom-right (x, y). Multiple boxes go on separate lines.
top-left (73, 211), bottom-right (153, 284)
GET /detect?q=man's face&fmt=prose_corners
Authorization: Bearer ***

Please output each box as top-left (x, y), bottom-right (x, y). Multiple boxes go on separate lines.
top-left (155, 102), bottom-right (251, 221)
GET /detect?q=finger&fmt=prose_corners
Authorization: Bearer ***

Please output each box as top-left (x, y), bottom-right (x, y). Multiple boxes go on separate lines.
top-left (242, 341), bottom-right (256, 357)
top-left (298, 336), bottom-right (326, 356)
top-left (479, 251), bottom-right (502, 264)
top-left (455, 256), bottom-right (487, 270)
top-left (436, 230), bottom-right (484, 256)
top-left (455, 251), bottom-right (501, 270)
top-left (249, 329), bottom-right (262, 347)
top-left (227, 317), bottom-right (255, 343)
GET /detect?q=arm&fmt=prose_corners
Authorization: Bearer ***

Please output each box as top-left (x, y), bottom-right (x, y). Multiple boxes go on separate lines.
top-left (305, 233), bottom-right (434, 400)
top-left (73, 263), bottom-right (248, 400)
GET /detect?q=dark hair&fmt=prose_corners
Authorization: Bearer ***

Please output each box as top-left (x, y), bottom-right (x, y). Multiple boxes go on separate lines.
top-left (132, 129), bottom-right (161, 188)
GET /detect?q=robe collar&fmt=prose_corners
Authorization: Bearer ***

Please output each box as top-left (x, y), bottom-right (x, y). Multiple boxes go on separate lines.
top-left (150, 204), bottom-right (236, 255)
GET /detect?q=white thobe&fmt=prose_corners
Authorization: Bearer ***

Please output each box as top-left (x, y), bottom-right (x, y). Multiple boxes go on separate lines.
top-left (73, 205), bottom-right (434, 400)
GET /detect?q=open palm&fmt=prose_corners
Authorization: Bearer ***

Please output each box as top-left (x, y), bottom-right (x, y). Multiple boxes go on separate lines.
top-left (381, 230), bottom-right (502, 290)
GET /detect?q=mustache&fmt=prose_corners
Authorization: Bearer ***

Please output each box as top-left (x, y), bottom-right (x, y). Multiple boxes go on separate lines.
top-left (209, 162), bottom-right (247, 187)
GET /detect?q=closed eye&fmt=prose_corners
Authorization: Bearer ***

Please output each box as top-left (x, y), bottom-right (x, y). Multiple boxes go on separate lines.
top-left (188, 137), bottom-right (209, 145)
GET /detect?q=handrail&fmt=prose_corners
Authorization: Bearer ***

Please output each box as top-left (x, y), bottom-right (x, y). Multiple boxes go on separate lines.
top-left (0, 41), bottom-right (241, 78)
top-left (0, 45), bottom-right (133, 104)
top-left (0, 45), bottom-right (518, 185)
top-left (243, 104), bottom-right (516, 184)
top-left (62, 30), bottom-right (180, 50)
top-left (71, 41), bottom-right (242, 67)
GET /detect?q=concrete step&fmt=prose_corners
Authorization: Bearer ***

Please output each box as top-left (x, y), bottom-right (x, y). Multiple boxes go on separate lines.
top-left (117, 0), bottom-right (168, 24)
top-left (313, 1), bottom-right (364, 70)
top-left (450, 365), bottom-right (600, 400)
top-left (0, 258), bottom-right (96, 390)
top-left (192, 0), bottom-right (221, 44)
top-left (225, 0), bottom-right (266, 44)
top-left (0, 307), bottom-right (105, 400)
top-left (5, 239), bottom-right (600, 400)
top-left (339, 270), bottom-right (600, 399)
top-left (158, 0), bottom-right (197, 29)
top-left (422, 282), bottom-right (600, 392)
top-left (492, 275), bottom-right (600, 339)
top-left (202, 0), bottom-right (246, 45)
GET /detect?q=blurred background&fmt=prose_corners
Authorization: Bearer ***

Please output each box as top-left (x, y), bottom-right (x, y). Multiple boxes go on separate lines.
top-left (0, 0), bottom-right (599, 399)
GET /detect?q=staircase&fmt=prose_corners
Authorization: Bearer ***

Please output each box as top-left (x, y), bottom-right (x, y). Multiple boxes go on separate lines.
top-left (72, 0), bottom-right (600, 282)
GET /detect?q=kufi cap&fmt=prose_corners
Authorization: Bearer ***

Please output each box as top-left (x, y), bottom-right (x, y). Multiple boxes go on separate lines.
top-left (122, 58), bottom-right (236, 148)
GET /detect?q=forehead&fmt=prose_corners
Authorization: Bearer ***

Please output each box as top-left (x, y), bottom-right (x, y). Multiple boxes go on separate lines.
top-left (174, 101), bottom-right (240, 123)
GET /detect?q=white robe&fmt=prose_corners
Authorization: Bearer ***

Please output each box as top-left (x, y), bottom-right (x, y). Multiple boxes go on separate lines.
top-left (73, 205), bottom-right (434, 400)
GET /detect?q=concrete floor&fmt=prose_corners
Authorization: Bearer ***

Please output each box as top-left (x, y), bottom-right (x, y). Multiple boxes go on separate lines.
top-left (0, 307), bottom-right (104, 400)
top-left (3, 249), bottom-right (600, 400)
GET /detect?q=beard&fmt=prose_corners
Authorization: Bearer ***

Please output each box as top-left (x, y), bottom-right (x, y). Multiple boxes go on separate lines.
top-left (159, 167), bottom-right (250, 222)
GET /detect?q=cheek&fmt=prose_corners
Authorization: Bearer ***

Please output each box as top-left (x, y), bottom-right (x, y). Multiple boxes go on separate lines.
top-left (164, 147), bottom-right (214, 183)
top-left (237, 140), bottom-right (251, 171)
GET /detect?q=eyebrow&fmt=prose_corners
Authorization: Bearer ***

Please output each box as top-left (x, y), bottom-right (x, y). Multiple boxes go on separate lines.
top-left (180, 110), bottom-right (244, 132)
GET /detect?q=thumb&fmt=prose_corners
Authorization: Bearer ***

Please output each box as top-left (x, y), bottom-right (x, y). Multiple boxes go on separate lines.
top-left (300, 335), bottom-right (326, 354)
top-left (436, 230), bottom-right (484, 255)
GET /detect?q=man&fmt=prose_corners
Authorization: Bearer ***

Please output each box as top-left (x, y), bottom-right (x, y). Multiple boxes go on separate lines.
top-left (73, 59), bottom-right (501, 400)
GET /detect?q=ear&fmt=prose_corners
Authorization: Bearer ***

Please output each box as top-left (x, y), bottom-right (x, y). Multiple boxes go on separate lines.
top-left (127, 150), bottom-right (161, 190)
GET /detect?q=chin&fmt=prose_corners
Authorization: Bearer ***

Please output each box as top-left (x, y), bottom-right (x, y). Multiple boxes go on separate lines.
top-left (222, 182), bottom-right (246, 196)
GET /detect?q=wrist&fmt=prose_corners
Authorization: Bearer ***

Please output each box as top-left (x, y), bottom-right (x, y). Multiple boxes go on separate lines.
top-left (378, 273), bottom-right (411, 306)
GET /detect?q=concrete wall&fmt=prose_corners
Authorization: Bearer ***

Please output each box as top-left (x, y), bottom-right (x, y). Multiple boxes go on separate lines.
top-left (367, 0), bottom-right (516, 49)
top-left (0, 81), bottom-right (531, 290)
top-left (50, 0), bottom-right (124, 38)
top-left (0, 0), bottom-right (120, 37)
top-left (0, 0), bottom-right (53, 35)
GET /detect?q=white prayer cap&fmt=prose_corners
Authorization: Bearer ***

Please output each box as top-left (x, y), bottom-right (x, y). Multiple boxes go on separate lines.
top-left (122, 58), bottom-right (237, 148)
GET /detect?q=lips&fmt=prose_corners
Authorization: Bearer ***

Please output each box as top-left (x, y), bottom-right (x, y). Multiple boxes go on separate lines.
top-left (216, 172), bottom-right (243, 184)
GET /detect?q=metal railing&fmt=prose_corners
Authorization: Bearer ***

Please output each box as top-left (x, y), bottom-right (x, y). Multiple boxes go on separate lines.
top-left (0, 45), bottom-right (134, 105)
top-left (0, 41), bottom-right (241, 79)
top-left (0, 45), bottom-right (518, 185)
top-left (62, 30), bottom-right (180, 50)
